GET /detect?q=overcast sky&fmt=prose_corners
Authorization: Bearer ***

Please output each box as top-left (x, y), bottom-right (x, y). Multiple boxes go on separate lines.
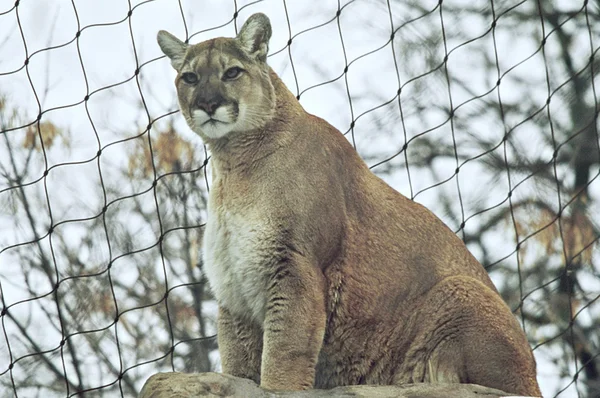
top-left (1, 0), bottom-right (597, 396)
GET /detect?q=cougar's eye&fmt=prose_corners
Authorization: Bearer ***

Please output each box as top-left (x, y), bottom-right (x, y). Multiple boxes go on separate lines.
top-left (181, 72), bottom-right (198, 85)
top-left (223, 67), bottom-right (243, 80)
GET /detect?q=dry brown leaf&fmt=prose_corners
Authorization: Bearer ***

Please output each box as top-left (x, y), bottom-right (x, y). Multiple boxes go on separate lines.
top-left (127, 127), bottom-right (196, 178)
top-left (154, 127), bottom-right (195, 173)
top-left (22, 121), bottom-right (64, 151)
top-left (563, 210), bottom-right (595, 264)
top-left (511, 201), bottom-right (596, 265)
top-left (128, 138), bottom-right (153, 178)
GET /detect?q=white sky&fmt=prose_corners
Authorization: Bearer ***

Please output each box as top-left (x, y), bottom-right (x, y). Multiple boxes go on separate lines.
top-left (1, 0), bottom-right (598, 397)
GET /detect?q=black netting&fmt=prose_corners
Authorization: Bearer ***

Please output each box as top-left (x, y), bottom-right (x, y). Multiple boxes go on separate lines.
top-left (1, 1), bottom-right (598, 397)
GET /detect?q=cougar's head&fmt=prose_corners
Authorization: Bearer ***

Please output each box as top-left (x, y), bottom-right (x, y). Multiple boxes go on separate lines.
top-left (157, 13), bottom-right (275, 140)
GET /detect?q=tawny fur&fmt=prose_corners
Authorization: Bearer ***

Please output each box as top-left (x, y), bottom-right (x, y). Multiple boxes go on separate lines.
top-left (157, 13), bottom-right (541, 396)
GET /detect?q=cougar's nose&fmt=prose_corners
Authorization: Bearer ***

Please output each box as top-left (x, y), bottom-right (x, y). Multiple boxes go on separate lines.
top-left (195, 96), bottom-right (223, 115)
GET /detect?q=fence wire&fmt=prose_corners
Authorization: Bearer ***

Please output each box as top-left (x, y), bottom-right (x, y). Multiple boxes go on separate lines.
top-left (0, 0), bottom-right (599, 397)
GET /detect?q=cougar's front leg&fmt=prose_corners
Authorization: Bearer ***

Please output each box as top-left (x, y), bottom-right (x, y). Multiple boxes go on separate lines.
top-left (217, 306), bottom-right (263, 384)
top-left (260, 254), bottom-right (327, 390)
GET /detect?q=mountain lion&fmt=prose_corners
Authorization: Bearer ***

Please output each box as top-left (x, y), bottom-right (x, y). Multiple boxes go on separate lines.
top-left (157, 13), bottom-right (541, 396)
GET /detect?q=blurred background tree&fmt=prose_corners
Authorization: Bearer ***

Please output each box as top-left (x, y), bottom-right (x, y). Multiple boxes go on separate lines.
top-left (0, 0), bottom-right (598, 397)
top-left (363, 1), bottom-right (600, 396)
top-left (0, 95), bottom-right (215, 396)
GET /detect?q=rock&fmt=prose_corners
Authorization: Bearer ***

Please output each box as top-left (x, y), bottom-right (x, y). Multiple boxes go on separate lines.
top-left (139, 372), bottom-right (523, 398)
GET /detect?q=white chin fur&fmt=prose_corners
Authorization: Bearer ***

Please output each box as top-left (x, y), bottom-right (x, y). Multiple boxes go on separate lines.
top-left (191, 108), bottom-right (235, 139)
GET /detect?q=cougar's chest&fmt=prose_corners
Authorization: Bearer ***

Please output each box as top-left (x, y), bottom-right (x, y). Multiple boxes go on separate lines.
top-left (203, 183), bottom-right (273, 323)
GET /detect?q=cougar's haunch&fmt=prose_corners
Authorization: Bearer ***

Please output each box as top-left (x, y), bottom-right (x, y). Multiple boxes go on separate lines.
top-left (157, 13), bottom-right (541, 396)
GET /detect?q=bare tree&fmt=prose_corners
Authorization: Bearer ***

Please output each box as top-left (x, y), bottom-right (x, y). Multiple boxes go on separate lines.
top-left (1, 1), bottom-right (598, 397)
top-left (356, 1), bottom-right (600, 396)
top-left (0, 96), bottom-right (216, 397)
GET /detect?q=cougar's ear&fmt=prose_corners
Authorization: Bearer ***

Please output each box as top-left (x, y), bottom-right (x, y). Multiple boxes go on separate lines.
top-left (157, 30), bottom-right (188, 71)
top-left (237, 13), bottom-right (272, 62)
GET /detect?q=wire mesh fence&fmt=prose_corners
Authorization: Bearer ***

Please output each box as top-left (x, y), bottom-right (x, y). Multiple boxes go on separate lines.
top-left (0, 0), bottom-right (598, 397)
